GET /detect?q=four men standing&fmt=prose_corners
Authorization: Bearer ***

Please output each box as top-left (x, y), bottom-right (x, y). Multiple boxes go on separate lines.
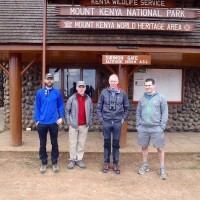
top-left (34, 73), bottom-right (168, 180)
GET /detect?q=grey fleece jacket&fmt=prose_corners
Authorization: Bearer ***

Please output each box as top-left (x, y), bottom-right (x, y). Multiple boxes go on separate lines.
top-left (65, 93), bottom-right (93, 129)
top-left (136, 92), bottom-right (168, 130)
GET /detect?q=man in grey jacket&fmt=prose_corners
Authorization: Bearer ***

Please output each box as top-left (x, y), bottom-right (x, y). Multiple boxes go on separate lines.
top-left (96, 74), bottom-right (130, 174)
top-left (65, 81), bottom-right (93, 169)
top-left (136, 78), bottom-right (168, 180)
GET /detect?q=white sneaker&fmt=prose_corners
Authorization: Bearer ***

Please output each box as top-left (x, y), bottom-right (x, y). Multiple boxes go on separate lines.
top-left (138, 165), bottom-right (149, 175)
top-left (159, 168), bottom-right (167, 180)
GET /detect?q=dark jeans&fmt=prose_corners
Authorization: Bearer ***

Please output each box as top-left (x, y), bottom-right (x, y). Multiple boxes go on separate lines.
top-left (103, 121), bottom-right (122, 165)
top-left (37, 123), bottom-right (59, 165)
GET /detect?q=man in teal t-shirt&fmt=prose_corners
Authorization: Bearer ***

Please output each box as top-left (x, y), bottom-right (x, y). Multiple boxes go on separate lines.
top-left (136, 78), bottom-right (168, 180)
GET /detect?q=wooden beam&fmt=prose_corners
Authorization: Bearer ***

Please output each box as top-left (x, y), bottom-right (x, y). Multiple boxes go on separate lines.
top-left (118, 65), bottom-right (129, 148)
top-left (0, 63), bottom-right (9, 75)
top-left (9, 53), bottom-right (22, 147)
top-left (128, 65), bottom-right (141, 77)
top-left (46, 46), bottom-right (200, 54)
top-left (21, 54), bottom-right (41, 76)
top-left (105, 65), bottom-right (117, 74)
top-left (0, 45), bottom-right (42, 51)
top-left (0, 45), bottom-right (200, 54)
top-left (42, 0), bottom-right (47, 87)
top-left (97, 54), bottom-right (117, 74)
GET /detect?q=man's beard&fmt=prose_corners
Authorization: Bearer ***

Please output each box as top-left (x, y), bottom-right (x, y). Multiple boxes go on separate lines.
top-left (45, 82), bottom-right (54, 88)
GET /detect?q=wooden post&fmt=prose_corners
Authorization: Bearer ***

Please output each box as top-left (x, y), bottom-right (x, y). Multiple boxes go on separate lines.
top-left (118, 65), bottom-right (129, 148)
top-left (9, 54), bottom-right (22, 146)
top-left (42, 0), bottom-right (47, 87)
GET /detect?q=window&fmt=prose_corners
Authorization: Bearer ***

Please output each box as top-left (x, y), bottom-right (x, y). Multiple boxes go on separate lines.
top-left (49, 68), bottom-right (97, 101)
top-left (64, 69), bottom-right (80, 98)
top-left (83, 69), bottom-right (96, 99)
top-left (49, 68), bottom-right (61, 89)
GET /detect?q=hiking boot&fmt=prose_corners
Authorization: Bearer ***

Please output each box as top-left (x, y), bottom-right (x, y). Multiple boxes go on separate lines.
top-left (67, 160), bottom-right (75, 169)
top-left (159, 168), bottom-right (167, 180)
top-left (52, 164), bottom-right (59, 173)
top-left (138, 165), bottom-right (149, 175)
top-left (113, 165), bottom-right (120, 175)
top-left (40, 165), bottom-right (47, 174)
top-left (76, 160), bottom-right (86, 169)
top-left (102, 164), bottom-right (110, 173)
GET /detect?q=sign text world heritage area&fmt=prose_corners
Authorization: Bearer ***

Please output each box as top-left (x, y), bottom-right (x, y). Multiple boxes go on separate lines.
top-left (59, 20), bottom-right (194, 32)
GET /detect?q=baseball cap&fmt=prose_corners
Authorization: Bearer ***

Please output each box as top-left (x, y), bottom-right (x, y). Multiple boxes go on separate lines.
top-left (77, 81), bottom-right (86, 87)
top-left (45, 73), bottom-right (54, 79)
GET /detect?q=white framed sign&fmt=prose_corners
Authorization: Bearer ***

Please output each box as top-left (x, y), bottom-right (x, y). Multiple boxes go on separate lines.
top-left (133, 68), bottom-right (183, 102)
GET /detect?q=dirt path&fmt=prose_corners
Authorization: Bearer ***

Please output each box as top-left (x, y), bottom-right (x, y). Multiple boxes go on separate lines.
top-left (0, 152), bottom-right (200, 200)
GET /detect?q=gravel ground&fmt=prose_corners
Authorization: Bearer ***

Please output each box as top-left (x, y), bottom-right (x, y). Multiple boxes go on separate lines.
top-left (0, 152), bottom-right (200, 200)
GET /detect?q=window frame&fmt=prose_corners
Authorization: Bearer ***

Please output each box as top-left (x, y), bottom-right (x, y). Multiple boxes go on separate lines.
top-left (47, 64), bottom-right (98, 103)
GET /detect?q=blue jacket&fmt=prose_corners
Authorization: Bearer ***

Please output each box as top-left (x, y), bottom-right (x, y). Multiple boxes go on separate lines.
top-left (136, 92), bottom-right (168, 130)
top-left (34, 87), bottom-right (64, 124)
top-left (96, 87), bottom-right (130, 123)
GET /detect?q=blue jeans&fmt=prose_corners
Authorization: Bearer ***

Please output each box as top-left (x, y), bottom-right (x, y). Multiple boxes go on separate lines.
top-left (37, 123), bottom-right (59, 165)
top-left (103, 121), bottom-right (122, 165)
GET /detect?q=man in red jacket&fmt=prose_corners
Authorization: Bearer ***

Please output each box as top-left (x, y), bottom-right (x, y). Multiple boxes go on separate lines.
top-left (65, 81), bottom-right (93, 169)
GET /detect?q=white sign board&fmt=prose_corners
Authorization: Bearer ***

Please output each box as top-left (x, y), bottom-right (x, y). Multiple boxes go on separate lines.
top-left (133, 69), bottom-right (183, 102)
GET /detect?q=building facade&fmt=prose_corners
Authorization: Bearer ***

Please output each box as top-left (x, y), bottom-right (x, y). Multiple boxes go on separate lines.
top-left (0, 0), bottom-right (200, 145)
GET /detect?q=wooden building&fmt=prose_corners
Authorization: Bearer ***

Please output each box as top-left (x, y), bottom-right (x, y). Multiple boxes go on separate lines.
top-left (0, 0), bottom-right (200, 147)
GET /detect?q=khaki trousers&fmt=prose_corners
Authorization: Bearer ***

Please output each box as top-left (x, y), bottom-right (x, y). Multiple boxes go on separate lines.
top-left (69, 125), bottom-right (89, 161)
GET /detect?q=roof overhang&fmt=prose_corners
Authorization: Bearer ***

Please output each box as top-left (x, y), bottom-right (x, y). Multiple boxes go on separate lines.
top-left (0, 45), bottom-right (200, 67)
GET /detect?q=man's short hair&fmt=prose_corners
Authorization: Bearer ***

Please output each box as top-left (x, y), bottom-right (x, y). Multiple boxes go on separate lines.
top-left (145, 78), bottom-right (155, 85)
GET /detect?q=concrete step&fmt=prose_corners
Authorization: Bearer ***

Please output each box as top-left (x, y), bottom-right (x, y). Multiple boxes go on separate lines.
top-left (0, 131), bottom-right (200, 152)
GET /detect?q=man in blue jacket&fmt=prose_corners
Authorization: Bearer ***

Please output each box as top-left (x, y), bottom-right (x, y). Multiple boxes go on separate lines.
top-left (34, 73), bottom-right (64, 174)
top-left (136, 78), bottom-right (168, 180)
top-left (96, 74), bottom-right (130, 174)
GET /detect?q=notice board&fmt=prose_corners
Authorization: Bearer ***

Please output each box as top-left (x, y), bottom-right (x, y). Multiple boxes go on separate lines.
top-left (133, 69), bottom-right (183, 102)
